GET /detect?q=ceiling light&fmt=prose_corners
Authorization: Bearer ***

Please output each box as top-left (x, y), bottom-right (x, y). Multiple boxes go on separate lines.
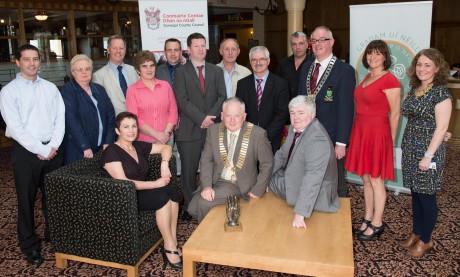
top-left (35, 11), bottom-right (48, 21)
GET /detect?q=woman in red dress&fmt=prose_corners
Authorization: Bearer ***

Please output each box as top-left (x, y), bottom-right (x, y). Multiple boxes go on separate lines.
top-left (345, 40), bottom-right (401, 241)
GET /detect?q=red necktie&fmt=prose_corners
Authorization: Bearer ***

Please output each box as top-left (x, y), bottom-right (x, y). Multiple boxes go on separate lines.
top-left (309, 63), bottom-right (320, 93)
top-left (197, 65), bottom-right (205, 93)
top-left (287, 132), bottom-right (301, 164)
top-left (256, 79), bottom-right (263, 110)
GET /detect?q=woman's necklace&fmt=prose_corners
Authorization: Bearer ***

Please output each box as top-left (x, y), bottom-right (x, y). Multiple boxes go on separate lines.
top-left (415, 83), bottom-right (433, 98)
top-left (116, 142), bottom-right (135, 152)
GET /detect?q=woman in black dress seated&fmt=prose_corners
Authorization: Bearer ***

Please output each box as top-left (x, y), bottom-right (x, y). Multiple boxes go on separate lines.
top-left (101, 112), bottom-right (182, 269)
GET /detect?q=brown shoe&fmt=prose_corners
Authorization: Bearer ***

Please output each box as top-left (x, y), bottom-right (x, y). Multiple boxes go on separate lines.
top-left (409, 239), bottom-right (433, 257)
top-left (400, 233), bottom-right (420, 248)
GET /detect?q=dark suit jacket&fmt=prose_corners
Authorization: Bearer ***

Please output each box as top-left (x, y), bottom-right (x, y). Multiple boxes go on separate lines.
top-left (298, 58), bottom-right (356, 144)
top-left (155, 63), bottom-right (174, 86)
top-left (272, 119), bottom-right (340, 218)
top-left (236, 72), bottom-right (289, 153)
top-left (200, 122), bottom-right (274, 197)
top-left (173, 61), bottom-right (227, 142)
top-left (61, 80), bottom-right (116, 165)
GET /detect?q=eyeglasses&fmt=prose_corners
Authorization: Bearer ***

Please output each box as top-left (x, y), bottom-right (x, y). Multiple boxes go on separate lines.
top-left (73, 67), bottom-right (92, 73)
top-left (310, 38), bottom-right (332, 44)
top-left (250, 58), bottom-right (269, 64)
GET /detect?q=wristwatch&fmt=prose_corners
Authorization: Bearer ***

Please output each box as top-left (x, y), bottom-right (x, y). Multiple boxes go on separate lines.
top-left (424, 151), bottom-right (434, 158)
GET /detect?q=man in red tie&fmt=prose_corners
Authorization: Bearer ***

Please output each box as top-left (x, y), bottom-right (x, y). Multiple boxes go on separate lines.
top-left (173, 33), bottom-right (227, 221)
top-left (298, 26), bottom-right (356, 197)
top-left (270, 96), bottom-right (340, 228)
top-left (236, 46), bottom-right (289, 154)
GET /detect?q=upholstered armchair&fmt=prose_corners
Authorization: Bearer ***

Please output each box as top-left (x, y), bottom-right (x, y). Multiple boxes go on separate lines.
top-left (45, 152), bottom-right (179, 277)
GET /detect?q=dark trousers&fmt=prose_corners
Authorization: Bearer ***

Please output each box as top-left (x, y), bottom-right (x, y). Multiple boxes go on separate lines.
top-left (337, 158), bottom-right (347, 197)
top-left (177, 137), bottom-right (205, 209)
top-left (11, 141), bottom-right (63, 254)
top-left (412, 190), bottom-right (438, 243)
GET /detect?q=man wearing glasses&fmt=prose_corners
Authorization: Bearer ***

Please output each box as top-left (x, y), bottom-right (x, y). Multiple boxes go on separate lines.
top-left (298, 26), bottom-right (356, 197)
top-left (236, 46), bottom-right (289, 154)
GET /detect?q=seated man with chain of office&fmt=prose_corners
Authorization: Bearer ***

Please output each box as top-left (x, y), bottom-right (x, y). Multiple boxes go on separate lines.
top-left (188, 97), bottom-right (274, 223)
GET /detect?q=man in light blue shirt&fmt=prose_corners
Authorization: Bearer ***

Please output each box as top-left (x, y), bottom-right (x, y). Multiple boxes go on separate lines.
top-left (216, 38), bottom-right (251, 98)
top-left (0, 44), bottom-right (65, 267)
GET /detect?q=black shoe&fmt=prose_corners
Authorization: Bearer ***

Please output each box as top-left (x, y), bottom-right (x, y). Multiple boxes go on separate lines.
top-left (353, 218), bottom-right (372, 235)
top-left (161, 248), bottom-right (183, 269)
top-left (26, 250), bottom-right (44, 267)
top-left (358, 222), bottom-right (386, 241)
top-left (181, 211), bottom-right (192, 221)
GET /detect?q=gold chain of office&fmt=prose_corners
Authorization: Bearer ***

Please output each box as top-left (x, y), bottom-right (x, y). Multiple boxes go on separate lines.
top-left (219, 122), bottom-right (254, 184)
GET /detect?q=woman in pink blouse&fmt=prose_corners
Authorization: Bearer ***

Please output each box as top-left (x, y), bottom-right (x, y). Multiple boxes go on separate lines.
top-left (126, 51), bottom-right (178, 146)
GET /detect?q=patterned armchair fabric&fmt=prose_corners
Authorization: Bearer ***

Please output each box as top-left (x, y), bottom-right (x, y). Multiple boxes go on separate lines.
top-left (45, 151), bottom-right (179, 266)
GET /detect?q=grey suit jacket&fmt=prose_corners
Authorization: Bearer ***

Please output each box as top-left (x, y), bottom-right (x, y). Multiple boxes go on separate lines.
top-left (272, 119), bottom-right (340, 217)
top-left (92, 63), bottom-right (139, 116)
top-left (155, 63), bottom-right (172, 86)
top-left (200, 122), bottom-right (274, 197)
top-left (173, 61), bottom-right (227, 142)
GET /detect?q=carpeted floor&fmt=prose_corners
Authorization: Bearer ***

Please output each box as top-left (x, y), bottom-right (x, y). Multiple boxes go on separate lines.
top-left (0, 144), bottom-right (459, 276)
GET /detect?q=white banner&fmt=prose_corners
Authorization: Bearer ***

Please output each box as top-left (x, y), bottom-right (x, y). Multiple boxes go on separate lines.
top-left (348, 1), bottom-right (433, 194)
top-left (138, 0), bottom-right (209, 51)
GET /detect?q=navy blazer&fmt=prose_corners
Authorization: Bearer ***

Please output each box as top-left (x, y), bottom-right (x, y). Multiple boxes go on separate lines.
top-left (61, 79), bottom-right (116, 165)
top-left (236, 72), bottom-right (289, 153)
top-left (298, 58), bottom-right (356, 144)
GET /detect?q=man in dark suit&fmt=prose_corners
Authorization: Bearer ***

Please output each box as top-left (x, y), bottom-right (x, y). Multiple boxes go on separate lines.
top-left (270, 96), bottom-right (340, 228)
top-left (156, 38), bottom-right (182, 86)
top-left (188, 97), bottom-right (273, 222)
top-left (298, 26), bottom-right (356, 197)
top-left (174, 33), bottom-right (227, 220)
top-left (236, 46), bottom-right (289, 153)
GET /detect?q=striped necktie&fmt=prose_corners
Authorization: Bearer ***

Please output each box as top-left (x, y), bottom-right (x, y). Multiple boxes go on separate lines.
top-left (256, 79), bottom-right (263, 110)
top-left (309, 63), bottom-right (320, 93)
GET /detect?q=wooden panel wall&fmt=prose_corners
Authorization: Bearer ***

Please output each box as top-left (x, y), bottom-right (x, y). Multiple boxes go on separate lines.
top-left (264, 0), bottom-right (460, 67)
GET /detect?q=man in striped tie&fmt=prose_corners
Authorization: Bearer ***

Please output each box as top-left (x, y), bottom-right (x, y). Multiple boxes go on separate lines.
top-left (236, 46), bottom-right (289, 154)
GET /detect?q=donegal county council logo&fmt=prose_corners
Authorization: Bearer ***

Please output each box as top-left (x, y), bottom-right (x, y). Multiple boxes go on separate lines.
top-left (144, 7), bottom-right (161, 30)
top-left (355, 40), bottom-right (415, 93)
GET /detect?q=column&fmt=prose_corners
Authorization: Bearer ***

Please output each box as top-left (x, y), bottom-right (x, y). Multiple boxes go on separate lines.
top-left (284, 0), bottom-right (306, 55)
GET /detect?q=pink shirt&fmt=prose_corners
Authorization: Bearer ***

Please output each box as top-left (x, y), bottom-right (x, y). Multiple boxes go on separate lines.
top-left (126, 78), bottom-right (178, 143)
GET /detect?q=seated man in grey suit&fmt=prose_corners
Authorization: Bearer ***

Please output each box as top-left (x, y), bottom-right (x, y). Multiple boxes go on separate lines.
top-left (188, 97), bottom-right (274, 223)
top-left (93, 35), bottom-right (139, 116)
top-left (270, 96), bottom-right (340, 228)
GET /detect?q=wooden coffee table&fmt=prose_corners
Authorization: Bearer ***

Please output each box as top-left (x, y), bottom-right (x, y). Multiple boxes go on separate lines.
top-left (183, 192), bottom-right (354, 276)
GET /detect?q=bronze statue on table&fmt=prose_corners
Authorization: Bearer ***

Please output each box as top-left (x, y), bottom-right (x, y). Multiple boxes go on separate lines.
top-left (225, 195), bottom-right (242, 231)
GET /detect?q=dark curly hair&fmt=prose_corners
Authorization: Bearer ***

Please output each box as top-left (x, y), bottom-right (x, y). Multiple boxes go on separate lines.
top-left (133, 50), bottom-right (156, 72)
top-left (407, 48), bottom-right (450, 89)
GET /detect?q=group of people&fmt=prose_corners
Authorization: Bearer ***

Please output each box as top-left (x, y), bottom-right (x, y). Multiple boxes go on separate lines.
top-left (0, 24), bottom-right (453, 269)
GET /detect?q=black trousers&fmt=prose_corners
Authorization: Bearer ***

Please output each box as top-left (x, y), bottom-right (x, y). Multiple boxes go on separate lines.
top-left (11, 141), bottom-right (63, 255)
top-left (412, 191), bottom-right (438, 243)
top-left (177, 137), bottom-right (206, 209)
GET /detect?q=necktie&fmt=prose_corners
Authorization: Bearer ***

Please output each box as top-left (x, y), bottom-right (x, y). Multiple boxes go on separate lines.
top-left (197, 65), bottom-right (205, 93)
top-left (117, 65), bottom-right (128, 97)
top-left (227, 133), bottom-right (237, 163)
top-left (168, 64), bottom-right (176, 85)
top-left (287, 132), bottom-right (301, 164)
top-left (309, 63), bottom-right (321, 93)
top-left (256, 79), bottom-right (263, 110)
